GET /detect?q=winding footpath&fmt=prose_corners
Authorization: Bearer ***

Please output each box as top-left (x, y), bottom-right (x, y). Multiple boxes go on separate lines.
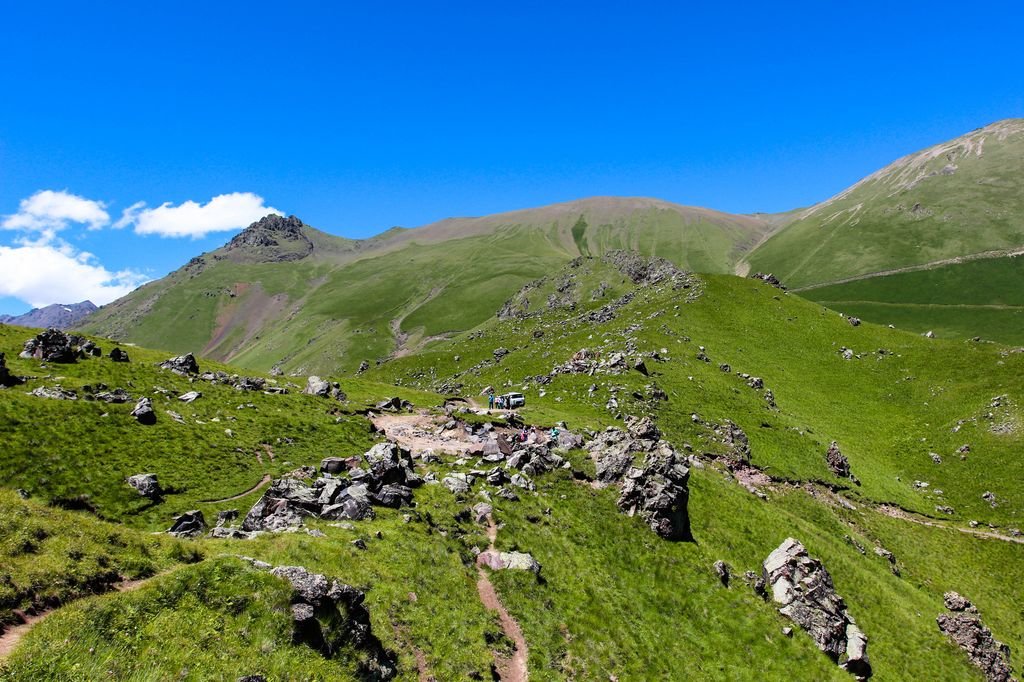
top-left (476, 515), bottom-right (529, 682)
top-left (0, 572), bottom-right (164, 660)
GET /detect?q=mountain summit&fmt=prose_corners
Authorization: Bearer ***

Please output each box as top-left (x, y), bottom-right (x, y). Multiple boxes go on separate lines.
top-left (223, 214), bottom-right (315, 262)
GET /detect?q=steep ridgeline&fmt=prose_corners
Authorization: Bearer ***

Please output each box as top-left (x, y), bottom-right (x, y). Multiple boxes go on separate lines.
top-left (744, 119), bottom-right (1024, 343)
top-left (746, 119), bottom-right (1024, 288)
top-left (81, 198), bottom-right (774, 376)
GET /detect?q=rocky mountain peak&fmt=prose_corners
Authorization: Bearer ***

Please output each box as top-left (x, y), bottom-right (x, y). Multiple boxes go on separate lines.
top-left (224, 214), bottom-right (314, 261)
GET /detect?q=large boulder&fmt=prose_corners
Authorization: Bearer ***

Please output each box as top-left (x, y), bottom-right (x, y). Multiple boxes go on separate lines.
top-left (28, 385), bottom-right (77, 400)
top-left (168, 510), bottom-right (206, 538)
top-left (763, 538), bottom-right (872, 679)
top-left (242, 478), bottom-right (322, 531)
top-left (937, 592), bottom-right (1014, 682)
top-left (304, 376), bottom-right (346, 400)
top-left (160, 353), bottom-right (199, 375)
top-left (126, 473), bottom-right (161, 499)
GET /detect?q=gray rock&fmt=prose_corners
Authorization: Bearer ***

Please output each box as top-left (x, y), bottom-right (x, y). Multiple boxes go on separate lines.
top-left (168, 510), bottom-right (206, 538)
top-left (20, 328), bottom-right (78, 363)
top-left (477, 550), bottom-right (541, 574)
top-left (28, 385), bottom-right (77, 400)
top-left (713, 560), bottom-right (731, 586)
top-left (131, 397), bottom-right (157, 425)
top-left (763, 538), bottom-right (871, 679)
top-left (443, 474), bottom-right (471, 495)
top-left (126, 473), bottom-right (161, 499)
top-left (178, 390), bottom-right (202, 403)
top-left (472, 502), bottom-right (493, 523)
top-left (109, 347), bottom-right (130, 362)
top-left (159, 353), bottom-right (199, 375)
top-left (825, 441), bottom-right (852, 478)
top-left (304, 375), bottom-right (332, 396)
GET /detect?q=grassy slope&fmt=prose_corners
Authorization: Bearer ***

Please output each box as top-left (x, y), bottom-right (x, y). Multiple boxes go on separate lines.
top-left (803, 256), bottom-right (1024, 344)
top-left (5, 269), bottom-right (1023, 680)
top-left (747, 119), bottom-right (1024, 288)
top-left (0, 488), bottom-right (200, 632)
top-left (82, 201), bottom-right (771, 376)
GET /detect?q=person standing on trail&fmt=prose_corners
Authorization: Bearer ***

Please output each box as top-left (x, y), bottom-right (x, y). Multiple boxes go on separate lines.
top-left (488, 393), bottom-right (494, 409)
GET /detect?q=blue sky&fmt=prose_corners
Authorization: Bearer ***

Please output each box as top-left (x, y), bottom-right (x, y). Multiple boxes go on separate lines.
top-left (1, 1), bottom-right (1023, 314)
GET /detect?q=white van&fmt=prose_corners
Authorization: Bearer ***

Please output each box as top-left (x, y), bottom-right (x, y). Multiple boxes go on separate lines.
top-left (501, 392), bottom-right (526, 408)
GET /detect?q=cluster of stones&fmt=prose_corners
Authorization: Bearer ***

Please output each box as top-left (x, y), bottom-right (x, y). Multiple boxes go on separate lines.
top-left (585, 416), bottom-right (691, 540)
top-left (762, 538), bottom-right (872, 679)
top-left (226, 442), bottom-right (421, 536)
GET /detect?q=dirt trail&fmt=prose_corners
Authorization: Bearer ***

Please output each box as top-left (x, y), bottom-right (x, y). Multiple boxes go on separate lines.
top-left (791, 246), bottom-right (1024, 293)
top-left (200, 474), bottom-right (272, 504)
top-left (877, 505), bottom-right (1024, 545)
top-left (371, 412), bottom-right (476, 455)
top-left (476, 515), bottom-right (528, 682)
top-left (0, 572), bottom-right (163, 660)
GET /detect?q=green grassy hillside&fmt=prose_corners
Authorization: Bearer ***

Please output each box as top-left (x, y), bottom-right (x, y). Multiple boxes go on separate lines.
top-left (746, 119), bottom-right (1024, 288)
top-left (4, 261), bottom-right (1022, 680)
top-left (81, 198), bottom-right (773, 376)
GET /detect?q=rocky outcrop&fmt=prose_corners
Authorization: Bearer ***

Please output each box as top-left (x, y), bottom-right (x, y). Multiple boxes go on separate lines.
top-left (109, 347), bottom-right (131, 362)
top-left (20, 328), bottom-right (79, 363)
top-left (763, 538), bottom-right (871, 679)
top-left (242, 560), bottom-right (396, 679)
top-left (937, 592), bottom-right (1015, 682)
top-left (126, 473), bottom-right (161, 499)
top-left (159, 353), bottom-right (199, 375)
top-left (225, 215), bottom-right (314, 262)
top-left (826, 441), bottom-right (852, 478)
top-left (585, 417), bottom-right (691, 540)
top-left (242, 442), bottom-right (420, 532)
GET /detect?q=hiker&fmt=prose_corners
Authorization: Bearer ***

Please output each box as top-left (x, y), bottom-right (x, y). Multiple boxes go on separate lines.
top-left (550, 426), bottom-right (560, 439)
top-left (488, 393), bottom-right (494, 409)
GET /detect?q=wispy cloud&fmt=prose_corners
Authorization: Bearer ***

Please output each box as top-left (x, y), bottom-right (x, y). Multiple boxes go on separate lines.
top-left (115, 192), bottom-right (281, 238)
top-left (0, 244), bottom-right (149, 307)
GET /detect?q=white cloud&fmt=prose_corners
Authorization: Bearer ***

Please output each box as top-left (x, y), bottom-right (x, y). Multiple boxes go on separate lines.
top-left (116, 192), bottom-right (281, 238)
top-left (0, 244), bottom-right (149, 307)
top-left (2, 190), bottom-right (110, 235)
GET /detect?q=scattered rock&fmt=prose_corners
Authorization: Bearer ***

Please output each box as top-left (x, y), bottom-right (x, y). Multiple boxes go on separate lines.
top-left (750, 272), bottom-right (786, 290)
top-left (109, 347), bottom-right (130, 362)
top-left (160, 353), bottom-right (199, 375)
top-left (126, 473), bottom-right (161, 499)
top-left (168, 510), bottom-right (206, 538)
top-left (937, 592), bottom-right (1014, 682)
top-left (28, 385), bottom-right (77, 400)
top-left (982, 491), bottom-right (997, 508)
top-left (304, 376), bottom-right (346, 400)
top-left (443, 474), bottom-right (471, 495)
top-left (763, 538), bottom-right (871, 679)
top-left (848, 317), bottom-right (861, 327)
top-left (131, 397), bottom-right (157, 425)
top-left (178, 390), bottom-right (202, 403)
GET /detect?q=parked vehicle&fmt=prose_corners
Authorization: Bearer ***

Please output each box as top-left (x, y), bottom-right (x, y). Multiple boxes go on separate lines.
top-left (501, 392), bottom-right (526, 408)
